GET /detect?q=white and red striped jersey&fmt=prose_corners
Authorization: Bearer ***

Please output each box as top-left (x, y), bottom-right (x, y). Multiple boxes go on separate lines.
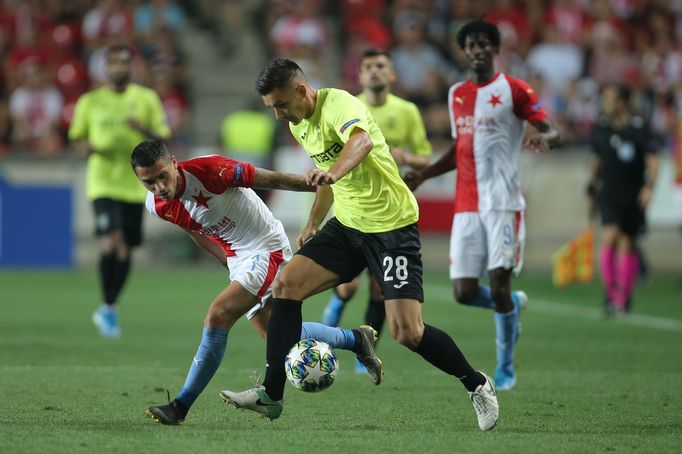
top-left (448, 72), bottom-right (548, 213)
top-left (145, 155), bottom-right (288, 257)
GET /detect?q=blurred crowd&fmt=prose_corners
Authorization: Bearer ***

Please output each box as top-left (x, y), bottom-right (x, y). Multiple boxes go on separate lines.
top-left (4, 0), bottom-right (682, 155)
top-left (256, 0), bottom-right (682, 149)
top-left (0, 0), bottom-right (190, 155)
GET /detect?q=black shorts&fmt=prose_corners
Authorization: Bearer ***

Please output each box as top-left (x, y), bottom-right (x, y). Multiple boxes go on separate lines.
top-left (297, 217), bottom-right (424, 301)
top-left (92, 198), bottom-right (144, 247)
top-left (598, 197), bottom-right (645, 237)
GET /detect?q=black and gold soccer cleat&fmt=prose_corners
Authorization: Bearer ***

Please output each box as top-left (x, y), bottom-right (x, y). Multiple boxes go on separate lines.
top-left (353, 325), bottom-right (384, 385)
top-left (146, 392), bottom-right (186, 425)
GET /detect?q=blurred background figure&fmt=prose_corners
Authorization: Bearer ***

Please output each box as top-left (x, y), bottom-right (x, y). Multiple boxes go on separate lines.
top-left (9, 62), bottom-right (63, 154)
top-left (220, 99), bottom-right (277, 203)
top-left (588, 84), bottom-right (659, 316)
top-left (68, 44), bottom-right (170, 337)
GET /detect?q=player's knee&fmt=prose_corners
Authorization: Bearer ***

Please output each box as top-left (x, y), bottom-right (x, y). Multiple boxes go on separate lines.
top-left (490, 286), bottom-right (514, 311)
top-left (271, 273), bottom-right (302, 299)
top-left (389, 324), bottom-right (421, 349)
top-left (205, 305), bottom-right (238, 330)
top-left (453, 286), bottom-right (476, 304)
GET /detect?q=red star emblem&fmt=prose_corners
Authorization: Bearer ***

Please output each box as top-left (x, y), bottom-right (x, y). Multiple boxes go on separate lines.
top-left (193, 191), bottom-right (212, 208)
top-left (488, 94), bottom-right (502, 108)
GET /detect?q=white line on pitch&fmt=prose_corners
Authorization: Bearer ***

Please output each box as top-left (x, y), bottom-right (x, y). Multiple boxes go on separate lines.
top-left (428, 284), bottom-right (682, 333)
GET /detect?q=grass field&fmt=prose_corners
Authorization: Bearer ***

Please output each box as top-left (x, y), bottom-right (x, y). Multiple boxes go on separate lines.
top-left (1, 268), bottom-right (681, 453)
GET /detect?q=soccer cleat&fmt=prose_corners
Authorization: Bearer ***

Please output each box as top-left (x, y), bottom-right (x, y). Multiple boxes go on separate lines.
top-left (494, 367), bottom-right (516, 391)
top-left (146, 402), bottom-right (185, 425)
top-left (354, 358), bottom-right (367, 374)
top-left (321, 294), bottom-right (345, 327)
top-left (469, 372), bottom-right (499, 431)
top-left (92, 306), bottom-right (121, 337)
top-left (602, 293), bottom-right (616, 318)
top-left (219, 387), bottom-right (283, 421)
top-left (353, 325), bottom-right (383, 385)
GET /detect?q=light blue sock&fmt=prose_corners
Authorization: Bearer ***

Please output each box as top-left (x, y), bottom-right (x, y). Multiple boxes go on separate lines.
top-left (494, 310), bottom-right (517, 372)
top-left (470, 285), bottom-right (495, 309)
top-left (511, 291), bottom-right (522, 344)
top-left (176, 327), bottom-right (228, 408)
top-left (301, 322), bottom-right (355, 350)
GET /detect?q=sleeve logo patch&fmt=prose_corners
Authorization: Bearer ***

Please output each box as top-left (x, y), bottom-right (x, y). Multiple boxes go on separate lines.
top-left (233, 164), bottom-right (243, 184)
top-left (340, 118), bottom-right (360, 133)
top-left (532, 102), bottom-right (542, 110)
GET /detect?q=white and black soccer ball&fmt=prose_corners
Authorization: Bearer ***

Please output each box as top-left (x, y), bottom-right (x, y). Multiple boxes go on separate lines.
top-left (285, 339), bottom-right (339, 392)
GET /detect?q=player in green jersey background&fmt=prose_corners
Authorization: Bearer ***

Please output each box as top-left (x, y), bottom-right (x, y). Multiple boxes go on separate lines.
top-left (69, 45), bottom-right (170, 337)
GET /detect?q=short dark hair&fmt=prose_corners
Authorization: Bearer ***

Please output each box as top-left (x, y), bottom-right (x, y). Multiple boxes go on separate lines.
top-left (361, 48), bottom-right (390, 61)
top-left (456, 19), bottom-right (501, 50)
top-left (255, 58), bottom-right (304, 95)
top-left (131, 140), bottom-right (171, 168)
top-left (106, 44), bottom-right (133, 61)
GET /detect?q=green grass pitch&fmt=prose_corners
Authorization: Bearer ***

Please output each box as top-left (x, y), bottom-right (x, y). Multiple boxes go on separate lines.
top-left (1, 268), bottom-right (681, 453)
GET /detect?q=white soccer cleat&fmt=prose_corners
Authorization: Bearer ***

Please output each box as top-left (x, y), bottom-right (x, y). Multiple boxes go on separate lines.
top-left (516, 291), bottom-right (528, 310)
top-left (469, 372), bottom-right (499, 431)
top-left (219, 386), bottom-right (283, 420)
top-left (92, 306), bottom-right (121, 337)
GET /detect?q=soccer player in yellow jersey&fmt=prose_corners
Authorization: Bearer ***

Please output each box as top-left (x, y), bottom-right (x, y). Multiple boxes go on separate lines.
top-left (322, 49), bottom-right (432, 369)
top-left (220, 58), bottom-right (499, 431)
top-left (68, 45), bottom-right (170, 337)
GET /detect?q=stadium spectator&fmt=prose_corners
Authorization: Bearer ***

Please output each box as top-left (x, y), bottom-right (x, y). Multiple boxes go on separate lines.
top-left (0, 95), bottom-right (10, 153)
top-left (390, 12), bottom-right (452, 106)
top-left (404, 20), bottom-right (560, 392)
top-left (588, 84), bottom-right (660, 316)
top-left (9, 62), bottom-right (64, 154)
top-left (134, 0), bottom-right (186, 38)
top-left (4, 21), bottom-right (51, 92)
top-left (526, 26), bottom-right (583, 93)
top-left (152, 71), bottom-right (189, 145)
top-left (68, 44), bottom-right (170, 338)
top-left (269, 0), bottom-right (328, 58)
top-left (82, 0), bottom-right (133, 53)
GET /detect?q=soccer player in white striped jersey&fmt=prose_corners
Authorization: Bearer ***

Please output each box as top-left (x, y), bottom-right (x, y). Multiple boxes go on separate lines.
top-left (405, 20), bottom-right (560, 391)
top-left (131, 139), bottom-right (382, 425)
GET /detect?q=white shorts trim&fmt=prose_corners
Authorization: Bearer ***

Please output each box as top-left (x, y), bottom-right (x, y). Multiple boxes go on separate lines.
top-left (227, 246), bottom-right (292, 320)
top-left (449, 211), bottom-right (525, 279)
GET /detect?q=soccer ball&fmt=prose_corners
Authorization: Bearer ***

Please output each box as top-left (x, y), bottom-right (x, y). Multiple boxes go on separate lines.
top-left (285, 339), bottom-right (339, 392)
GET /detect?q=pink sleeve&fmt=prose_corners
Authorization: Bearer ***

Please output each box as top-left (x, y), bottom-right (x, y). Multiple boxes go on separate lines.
top-left (508, 76), bottom-right (548, 124)
top-left (182, 155), bottom-right (255, 193)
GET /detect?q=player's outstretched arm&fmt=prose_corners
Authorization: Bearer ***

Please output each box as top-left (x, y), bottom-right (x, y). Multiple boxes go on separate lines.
top-left (297, 185), bottom-right (334, 247)
top-left (253, 168), bottom-right (315, 192)
top-left (309, 128), bottom-right (373, 186)
top-left (403, 142), bottom-right (456, 191)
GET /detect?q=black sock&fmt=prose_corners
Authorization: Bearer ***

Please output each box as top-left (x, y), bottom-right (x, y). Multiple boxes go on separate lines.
top-left (364, 298), bottom-right (386, 338)
top-left (99, 252), bottom-right (118, 305)
top-left (262, 298), bottom-right (302, 401)
top-left (110, 256), bottom-right (131, 303)
top-left (172, 399), bottom-right (189, 418)
top-left (413, 324), bottom-right (484, 392)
